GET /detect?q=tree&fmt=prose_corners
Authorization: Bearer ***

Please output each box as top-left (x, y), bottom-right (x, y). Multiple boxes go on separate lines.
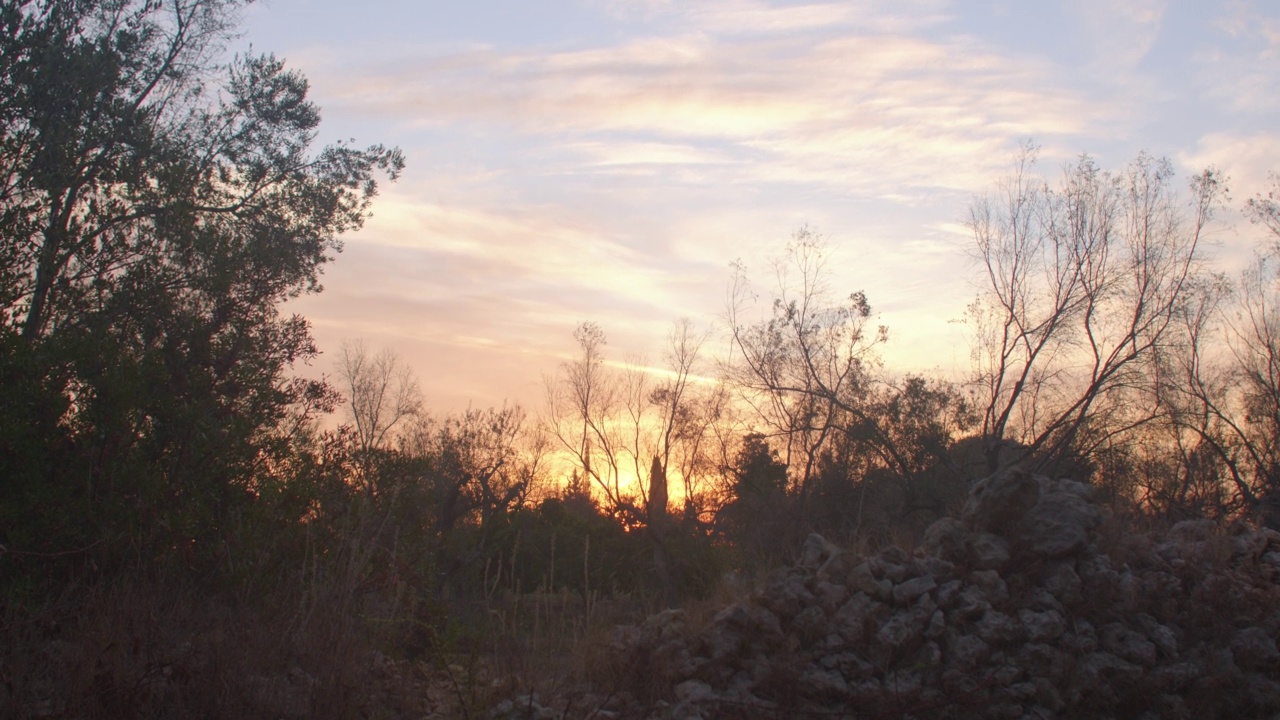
top-left (0, 0), bottom-right (402, 569)
top-left (1154, 174), bottom-right (1280, 525)
top-left (965, 146), bottom-right (1221, 477)
top-left (715, 433), bottom-right (790, 568)
top-left (338, 339), bottom-right (421, 496)
top-left (726, 228), bottom-right (915, 488)
top-left (543, 320), bottom-right (720, 604)
top-left (398, 404), bottom-right (541, 597)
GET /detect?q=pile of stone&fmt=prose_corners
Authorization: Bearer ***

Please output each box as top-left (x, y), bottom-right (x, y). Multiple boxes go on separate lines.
top-left (608, 468), bottom-right (1280, 719)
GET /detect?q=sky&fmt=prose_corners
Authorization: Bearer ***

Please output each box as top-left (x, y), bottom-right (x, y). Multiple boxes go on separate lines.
top-left (239, 0), bottom-right (1280, 413)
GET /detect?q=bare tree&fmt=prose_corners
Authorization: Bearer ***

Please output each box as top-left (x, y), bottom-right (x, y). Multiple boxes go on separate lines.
top-left (544, 322), bottom-right (627, 509)
top-left (1160, 204), bottom-right (1280, 523)
top-left (337, 339), bottom-right (422, 496)
top-left (543, 320), bottom-right (719, 605)
top-left (965, 147), bottom-right (1223, 476)
top-left (726, 228), bottom-right (913, 485)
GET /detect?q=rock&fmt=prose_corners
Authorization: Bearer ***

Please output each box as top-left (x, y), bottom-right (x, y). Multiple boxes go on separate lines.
top-left (951, 585), bottom-right (994, 623)
top-left (1041, 562), bottom-right (1083, 606)
top-left (918, 555), bottom-right (957, 581)
top-left (1100, 623), bottom-right (1158, 667)
top-left (1169, 518), bottom-right (1219, 543)
top-left (969, 532), bottom-right (1012, 570)
top-left (816, 548), bottom-right (858, 581)
top-left (964, 466), bottom-right (1041, 535)
top-left (967, 569), bottom-right (1009, 605)
top-left (922, 517), bottom-right (968, 562)
top-left (489, 695), bottom-right (556, 720)
top-left (1015, 642), bottom-right (1069, 679)
top-left (595, 465), bottom-right (1280, 720)
top-left (876, 607), bottom-right (926, 652)
top-left (1068, 618), bottom-right (1098, 653)
top-left (846, 561), bottom-right (892, 600)
top-left (798, 533), bottom-right (841, 571)
top-left (925, 609), bottom-right (947, 640)
top-left (935, 579), bottom-right (964, 610)
top-left (1020, 608), bottom-right (1066, 642)
top-left (791, 605), bottom-right (828, 645)
top-left (1149, 661), bottom-right (1202, 692)
top-left (758, 568), bottom-right (814, 620)
top-left (891, 575), bottom-right (937, 605)
top-left (1016, 477), bottom-right (1103, 559)
top-left (812, 579), bottom-right (848, 613)
top-left (946, 631), bottom-right (990, 669)
top-left (975, 610), bottom-right (1023, 646)
top-left (674, 679), bottom-right (714, 704)
top-left (798, 665), bottom-right (849, 698)
top-left (1231, 627), bottom-right (1280, 670)
top-left (1074, 652), bottom-right (1141, 698)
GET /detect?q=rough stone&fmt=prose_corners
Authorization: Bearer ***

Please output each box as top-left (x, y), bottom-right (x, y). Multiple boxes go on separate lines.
top-left (892, 575), bottom-right (937, 605)
top-left (798, 533), bottom-right (841, 571)
top-left (758, 567), bottom-right (814, 620)
top-left (1019, 608), bottom-right (1065, 642)
top-left (969, 532), bottom-right (1012, 570)
top-left (1101, 622), bottom-right (1158, 667)
top-left (923, 516), bottom-right (968, 563)
top-left (1016, 477), bottom-right (1103, 559)
top-left (963, 467), bottom-right (1041, 535)
top-left (597, 470), bottom-right (1280, 720)
top-left (1231, 627), bottom-right (1280, 670)
top-left (847, 561), bottom-right (892, 600)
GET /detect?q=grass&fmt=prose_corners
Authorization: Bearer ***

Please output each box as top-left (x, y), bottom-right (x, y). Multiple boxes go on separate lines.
top-left (0, 563), bottom-right (685, 719)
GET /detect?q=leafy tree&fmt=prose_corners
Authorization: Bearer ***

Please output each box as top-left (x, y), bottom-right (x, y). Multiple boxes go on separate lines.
top-left (399, 404), bottom-right (542, 597)
top-left (0, 0), bottom-right (402, 573)
top-left (715, 433), bottom-right (791, 568)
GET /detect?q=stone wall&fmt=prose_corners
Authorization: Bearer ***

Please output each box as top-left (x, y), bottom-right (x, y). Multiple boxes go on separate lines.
top-left (609, 468), bottom-right (1280, 719)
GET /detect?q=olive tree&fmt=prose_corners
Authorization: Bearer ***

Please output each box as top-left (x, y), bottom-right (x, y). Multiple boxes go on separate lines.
top-left (0, 0), bottom-right (402, 566)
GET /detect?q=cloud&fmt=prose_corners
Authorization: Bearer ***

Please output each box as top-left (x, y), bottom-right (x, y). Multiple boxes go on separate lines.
top-left (587, 0), bottom-right (950, 34)
top-left (1068, 0), bottom-right (1167, 71)
top-left (1179, 131), bottom-right (1280, 195)
top-left (256, 0), bottom-right (1253, 411)
top-left (1194, 1), bottom-right (1280, 114)
top-left (306, 18), bottom-right (1096, 199)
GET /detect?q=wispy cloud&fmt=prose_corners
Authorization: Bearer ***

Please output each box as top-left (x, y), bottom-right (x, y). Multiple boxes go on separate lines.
top-left (1194, 0), bottom-right (1280, 114)
top-left (1180, 131), bottom-right (1280, 195)
top-left (1069, 0), bottom-right (1167, 72)
top-left (245, 0), bottom-right (1279, 409)
top-left (309, 21), bottom-right (1095, 198)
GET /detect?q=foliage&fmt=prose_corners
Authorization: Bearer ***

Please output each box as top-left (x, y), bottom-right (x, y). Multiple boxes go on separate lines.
top-left (0, 0), bottom-right (401, 579)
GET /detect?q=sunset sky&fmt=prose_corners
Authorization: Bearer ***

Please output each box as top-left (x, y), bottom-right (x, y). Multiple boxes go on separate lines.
top-left (241, 0), bottom-right (1280, 412)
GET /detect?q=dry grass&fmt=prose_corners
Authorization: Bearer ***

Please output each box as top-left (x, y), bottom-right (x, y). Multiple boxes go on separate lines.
top-left (0, 568), bottom-right (689, 719)
top-left (0, 573), bottom-right (386, 719)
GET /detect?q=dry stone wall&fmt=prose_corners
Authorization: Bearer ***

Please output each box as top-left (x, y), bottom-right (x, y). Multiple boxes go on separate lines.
top-left (608, 468), bottom-right (1280, 719)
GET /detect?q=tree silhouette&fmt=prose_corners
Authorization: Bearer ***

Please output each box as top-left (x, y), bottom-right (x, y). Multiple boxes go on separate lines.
top-left (0, 0), bottom-right (402, 568)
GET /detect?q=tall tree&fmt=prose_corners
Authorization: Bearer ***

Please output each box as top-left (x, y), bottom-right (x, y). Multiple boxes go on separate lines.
top-left (0, 0), bottom-right (402, 566)
top-left (965, 146), bottom-right (1221, 475)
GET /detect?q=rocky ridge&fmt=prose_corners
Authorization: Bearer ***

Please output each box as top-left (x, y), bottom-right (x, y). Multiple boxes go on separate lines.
top-left (605, 468), bottom-right (1280, 719)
